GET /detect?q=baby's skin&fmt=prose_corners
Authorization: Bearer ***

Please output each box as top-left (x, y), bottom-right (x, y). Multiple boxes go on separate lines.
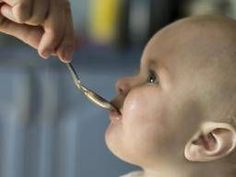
top-left (107, 15), bottom-right (236, 177)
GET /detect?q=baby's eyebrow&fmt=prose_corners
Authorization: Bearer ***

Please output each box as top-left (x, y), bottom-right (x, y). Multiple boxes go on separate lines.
top-left (148, 59), bottom-right (158, 67)
top-left (140, 58), bottom-right (159, 73)
top-left (147, 59), bottom-right (159, 69)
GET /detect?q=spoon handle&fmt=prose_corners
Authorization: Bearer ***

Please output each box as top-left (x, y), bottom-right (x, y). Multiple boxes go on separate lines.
top-left (66, 63), bottom-right (81, 84)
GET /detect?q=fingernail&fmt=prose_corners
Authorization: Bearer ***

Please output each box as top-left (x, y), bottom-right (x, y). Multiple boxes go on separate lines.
top-left (41, 50), bottom-right (50, 59)
top-left (62, 47), bottom-right (73, 62)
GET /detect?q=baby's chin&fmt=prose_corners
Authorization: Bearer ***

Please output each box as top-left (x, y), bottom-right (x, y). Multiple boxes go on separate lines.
top-left (105, 134), bottom-right (140, 165)
top-left (105, 118), bottom-right (133, 163)
top-left (105, 126), bottom-right (124, 159)
top-left (105, 123), bottom-right (147, 166)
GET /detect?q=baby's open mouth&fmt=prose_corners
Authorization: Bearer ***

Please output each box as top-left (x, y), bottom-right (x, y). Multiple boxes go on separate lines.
top-left (109, 102), bottom-right (122, 122)
top-left (108, 94), bottom-right (125, 122)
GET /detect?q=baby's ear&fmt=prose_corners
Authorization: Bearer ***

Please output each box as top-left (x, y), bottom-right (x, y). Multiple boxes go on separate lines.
top-left (184, 122), bottom-right (236, 162)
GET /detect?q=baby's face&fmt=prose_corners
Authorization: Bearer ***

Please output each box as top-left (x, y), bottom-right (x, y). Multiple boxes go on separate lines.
top-left (105, 21), bottom-right (208, 167)
top-left (105, 17), bottom-right (236, 167)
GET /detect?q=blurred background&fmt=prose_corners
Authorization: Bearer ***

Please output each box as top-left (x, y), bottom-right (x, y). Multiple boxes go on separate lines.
top-left (0, 0), bottom-right (236, 177)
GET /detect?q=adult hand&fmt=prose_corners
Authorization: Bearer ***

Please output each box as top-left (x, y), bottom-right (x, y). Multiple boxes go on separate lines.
top-left (0, 0), bottom-right (75, 63)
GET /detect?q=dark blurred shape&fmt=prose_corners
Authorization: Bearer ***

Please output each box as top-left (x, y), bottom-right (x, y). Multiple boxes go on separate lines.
top-left (116, 0), bottom-right (182, 48)
top-left (182, 0), bottom-right (236, 19)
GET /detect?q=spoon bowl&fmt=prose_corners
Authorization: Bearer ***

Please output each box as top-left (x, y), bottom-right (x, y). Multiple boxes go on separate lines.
top-left (66, 63), bottom-right (118, 111)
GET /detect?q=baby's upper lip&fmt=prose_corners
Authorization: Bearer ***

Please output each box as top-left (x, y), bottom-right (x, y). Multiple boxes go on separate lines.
top-left (110, 97), bottom-right (123, 115)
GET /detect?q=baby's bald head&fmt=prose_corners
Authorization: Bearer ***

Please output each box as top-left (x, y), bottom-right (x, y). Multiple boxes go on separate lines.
top-left (176, 16), bottom-right (236, 127)
top-left (168, 15), bottom-right (236, 163)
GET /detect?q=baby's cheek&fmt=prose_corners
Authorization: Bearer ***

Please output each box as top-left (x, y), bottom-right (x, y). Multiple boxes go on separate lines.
top-left (122, 91), bottom-right (174, 159)
top-left (123, 91), bottom-right (148, 121)
top-left (123, 89), bottom-right (169, 134)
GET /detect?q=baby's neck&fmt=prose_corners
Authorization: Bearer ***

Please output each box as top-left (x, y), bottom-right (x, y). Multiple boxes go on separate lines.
top-left (142, 171), bottom-right (233, 177)
top-left (142, 163), bottom-right (235, 177)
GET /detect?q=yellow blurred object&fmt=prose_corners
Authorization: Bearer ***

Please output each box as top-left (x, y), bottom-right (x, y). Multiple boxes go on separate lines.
top-left (89, 0), bottom-right (121, 44)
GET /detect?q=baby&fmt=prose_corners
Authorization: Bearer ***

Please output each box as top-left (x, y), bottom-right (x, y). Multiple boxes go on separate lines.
top-left (107, 15), bottom-right (236, 177)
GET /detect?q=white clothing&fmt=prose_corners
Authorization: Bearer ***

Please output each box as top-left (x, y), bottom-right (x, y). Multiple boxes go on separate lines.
top-left (120, 171), bottom-right (144, 177)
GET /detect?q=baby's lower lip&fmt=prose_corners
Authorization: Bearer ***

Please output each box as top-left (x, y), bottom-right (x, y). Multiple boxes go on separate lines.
top-left (109, 109), bottom-right (122, 122)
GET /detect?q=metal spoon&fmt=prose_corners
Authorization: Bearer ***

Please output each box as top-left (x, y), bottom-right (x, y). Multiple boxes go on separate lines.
top-left (66, 63), bottom-right (117, 111)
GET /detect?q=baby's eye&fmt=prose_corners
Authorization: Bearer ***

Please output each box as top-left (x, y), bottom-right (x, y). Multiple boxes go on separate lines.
top-left (146, 70), bottom-right (159, 84)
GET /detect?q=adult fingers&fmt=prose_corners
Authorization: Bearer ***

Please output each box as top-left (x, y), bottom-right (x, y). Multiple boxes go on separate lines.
top-left (0, 14), bottom-right (43, 48)
top-left (11, 0), bottom-right (33, 23)
top-left (26, 0), bottom-right (48, 25)
top-left (56, 20), bottom-right (75, 63)
top-left (1, 1), bottom-right (48, 26)
top-left (38, 0), bottom-right (68, 59)
top-left (56, 2), bottom-right (75, 62)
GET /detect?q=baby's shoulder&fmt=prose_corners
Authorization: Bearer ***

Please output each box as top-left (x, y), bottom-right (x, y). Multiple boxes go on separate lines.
top-left (120, 171), bottom-right (144, 177)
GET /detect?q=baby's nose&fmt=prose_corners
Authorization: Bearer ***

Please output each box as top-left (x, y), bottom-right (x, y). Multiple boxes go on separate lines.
top-left (115, 77), bottom-right (130, 96)
top-left (115, 76), bottom-right (136, 96)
